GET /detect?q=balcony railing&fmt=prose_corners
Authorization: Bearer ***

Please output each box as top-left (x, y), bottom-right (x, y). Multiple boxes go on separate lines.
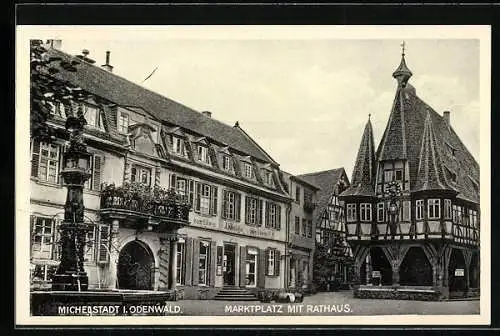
top-left (100, 183), bottom-right (191, 223)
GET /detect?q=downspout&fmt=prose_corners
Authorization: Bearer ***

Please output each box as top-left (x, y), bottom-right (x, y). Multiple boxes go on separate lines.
top-left (285, 201), bottom-right (292, 290)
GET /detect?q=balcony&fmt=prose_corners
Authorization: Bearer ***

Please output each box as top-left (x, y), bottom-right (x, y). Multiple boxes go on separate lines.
top-left (99, 182), bottom-right (191, 230)
top-left (303, 197), bottom-right (316, 213)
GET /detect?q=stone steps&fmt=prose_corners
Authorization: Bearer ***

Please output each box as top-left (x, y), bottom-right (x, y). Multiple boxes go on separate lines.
top-left (214, 287), bottom-right (259, 301)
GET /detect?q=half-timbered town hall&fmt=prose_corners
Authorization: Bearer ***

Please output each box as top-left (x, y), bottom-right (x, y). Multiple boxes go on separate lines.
top-left (339, 48), bottom-right (480, 300)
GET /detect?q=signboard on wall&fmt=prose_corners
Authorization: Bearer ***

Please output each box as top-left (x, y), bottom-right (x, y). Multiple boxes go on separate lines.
top-left (192, 216), bottom-right (278, 240)
top-left (455, 268), bottom-right (465, 276)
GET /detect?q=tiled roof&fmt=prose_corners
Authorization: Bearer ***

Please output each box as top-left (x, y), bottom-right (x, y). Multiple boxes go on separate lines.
top-left (413, 111), bottom-right (457, 193)
top-left (340, 120), bottom-right (376, 197)
top-left (47, 48), bottom-right (276, 164)
top-left (298, 168), bottom-right (349, 220)
top-left (374, 81), bottom-right (480, 204)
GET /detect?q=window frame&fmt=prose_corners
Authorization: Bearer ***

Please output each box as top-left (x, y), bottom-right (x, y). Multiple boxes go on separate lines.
top-left (31, 216), bottom-right (55, 260)
top-left (360, 203), bottom-right (372, 222)
top-left (267, 249), bottom-right (275, 276)
top-left (118, 112), bottom-right (129, 134)
top-left (428, 198), bottom-right (441, 220)
top-left (377, 202), bottom-right (385, 222)
top-left (294, 216), bottom-right (300, 235)
top-left (346, 203), bottom-right (356, 222)
top-left (176, 238), bottom-right (186, 285)
top-left (243, 162), bottom-right (254, 179)
top-left (415, 200), bottom-right (424, 220)
top-left (444, 199), bottom-right (452, 219)
top-left (130, 164), bottom-right (152, 186)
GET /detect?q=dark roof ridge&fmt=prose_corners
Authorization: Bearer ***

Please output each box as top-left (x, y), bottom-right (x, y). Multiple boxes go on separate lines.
top-left (297, 167), bottom-right (344, 178)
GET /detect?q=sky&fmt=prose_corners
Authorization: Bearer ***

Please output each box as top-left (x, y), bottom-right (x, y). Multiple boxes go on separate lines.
top-left (37, 28), bottom-right (481, 179)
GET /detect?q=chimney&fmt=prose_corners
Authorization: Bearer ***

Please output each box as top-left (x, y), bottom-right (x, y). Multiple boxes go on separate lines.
top-left (44, 39), bottom-right (62, 50)
top-left (443, 110), bottom-right (451, 128)
top-left (202, 111), bottom-right (212, 118)
top-left (101, 51), bottom-right (114, 72)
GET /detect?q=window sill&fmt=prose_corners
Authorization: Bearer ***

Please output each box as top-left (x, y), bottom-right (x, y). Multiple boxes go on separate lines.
top-left (32, 178), bottom-right (63, 189)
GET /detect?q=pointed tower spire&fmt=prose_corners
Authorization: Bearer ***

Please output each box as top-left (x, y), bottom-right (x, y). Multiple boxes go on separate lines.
top-left (341, 117), bottom-right (376, 197)
top-left (413, 111), bottom-right (456, 193)
top-left (392, 41), bottom-right (413, 88)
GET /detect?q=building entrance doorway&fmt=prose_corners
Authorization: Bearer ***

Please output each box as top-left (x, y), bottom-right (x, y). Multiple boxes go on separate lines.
top-left (117, 240), bottom-right (154, 290)
top-left (246, 248), bottom-right (258, 288)
top-left (223, 243), bottom-right (236, 286)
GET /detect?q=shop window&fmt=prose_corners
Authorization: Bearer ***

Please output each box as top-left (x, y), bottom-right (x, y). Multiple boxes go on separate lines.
top-left (198, 241), bottom-right (210, 285)
top-left (222, 190), bottom-right (241, 221)
top-left (415, 200), bottom-right (424, 220)
top-left (428, 199), bottom-right (441, 219)
top-left (31, 216), bottom-right (55, 260)
top-left (245, 196), bottom-right (263, 225)
top-left (176, 238), bottom-right (186, 285)
top-left (346, 203), bottom-right (356, 222)
top-left (360, 203), bottom-right (372, 222)
top-left (31, 140), bottom-right (61, 184)
top-left (265, 201), bottom-right (281, 230)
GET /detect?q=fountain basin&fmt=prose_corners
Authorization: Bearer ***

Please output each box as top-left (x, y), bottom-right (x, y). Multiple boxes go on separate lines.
top-left (31, 289), bottom-right (177, 316)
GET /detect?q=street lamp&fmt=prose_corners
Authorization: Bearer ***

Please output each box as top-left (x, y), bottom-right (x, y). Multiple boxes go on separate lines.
top-left (51, 109), bottom-right (92, 291)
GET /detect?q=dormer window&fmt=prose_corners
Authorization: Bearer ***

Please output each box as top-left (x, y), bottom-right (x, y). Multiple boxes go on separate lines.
top-left (197, 145), bottom-right (210, 164)
top-left (118, 112), bottom-right (129, 134)
top-left (83, 103), bottom-right (106, 131)
top-left (169, 134), bottom-right (187, 157)
top-left (222, 155), bottom-right (232, 172)
top-left (243, 162), bottom-right (254, 179)
top-left (261, 168), bottom-right (274, 186)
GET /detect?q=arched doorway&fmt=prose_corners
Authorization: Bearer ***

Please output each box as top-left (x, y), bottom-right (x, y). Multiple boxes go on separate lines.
top-left (117, 240), bottom-right (155, 290)
top-left (369, 247), bottom-right (392, 285)
top-left (448, 248), bottom-right (466, 292)
top-left (399, 247), bottom-right (433, 286)
top-left (469, 252), bottom-right (480, 289)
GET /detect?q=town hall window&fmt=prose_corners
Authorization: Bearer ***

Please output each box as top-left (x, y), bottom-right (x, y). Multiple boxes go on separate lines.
top-left (428, 199), bottom-right (441, 219)
top-left (444, 199), bottom-right (452, 219)
top-left (377, 202), bottom-right (385, 222)
top-left (360, 203), bottom-right (372, 221)
top-left (415, 200), bottom-right (424, 220)
top-left (346, 203), bottom-right (356, 222)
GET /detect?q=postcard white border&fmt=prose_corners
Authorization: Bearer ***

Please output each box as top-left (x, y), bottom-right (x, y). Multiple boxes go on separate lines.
top-left (15, 25), bottom-right (491, 326)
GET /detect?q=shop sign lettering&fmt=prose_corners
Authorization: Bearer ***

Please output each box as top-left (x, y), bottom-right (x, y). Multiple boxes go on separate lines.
top-left (191, 216), bottom-right (275, 239)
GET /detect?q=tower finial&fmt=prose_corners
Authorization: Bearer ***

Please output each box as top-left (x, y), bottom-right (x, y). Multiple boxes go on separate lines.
top-left (401, 41), bottom-right (406, 56)
top-left (368, 113), bottom-right (371, 120)
top-left (392, 41), bottom-right (412, 87)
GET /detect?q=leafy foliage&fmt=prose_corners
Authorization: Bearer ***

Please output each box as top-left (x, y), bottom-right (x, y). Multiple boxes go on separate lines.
top-left (30, 39), bottom-right (86, 140)
top-left (313, 235), bottom-right (354, 289)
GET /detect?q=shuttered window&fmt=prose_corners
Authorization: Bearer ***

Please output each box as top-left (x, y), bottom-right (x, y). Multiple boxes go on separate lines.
top-left (222, 190), bottom-right (241, 221)
top-left (245, 196), bottom-right (262, 226)
top-left (97, 225), bottom-right (110, 263)
top-left (195, 182), bottom-right (218, 216)
top-left (265, 201), bottom-right (281, 230)
top-left (31, 139), bottom-right (61, 183)
top-left (83, 154), bottom-right (104, 191)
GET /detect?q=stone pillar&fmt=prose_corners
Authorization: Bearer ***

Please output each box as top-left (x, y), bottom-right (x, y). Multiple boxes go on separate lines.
top-left (391, 261), bottom-right (400, 286)
top-left (170, 239), bottom-right (178, 290)
top-left (158, 238), bottom-right (170, 290)
top-left (365, 254), bottom-right (372, 285)
top-left (108, 219), bottom-right (120, 290)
